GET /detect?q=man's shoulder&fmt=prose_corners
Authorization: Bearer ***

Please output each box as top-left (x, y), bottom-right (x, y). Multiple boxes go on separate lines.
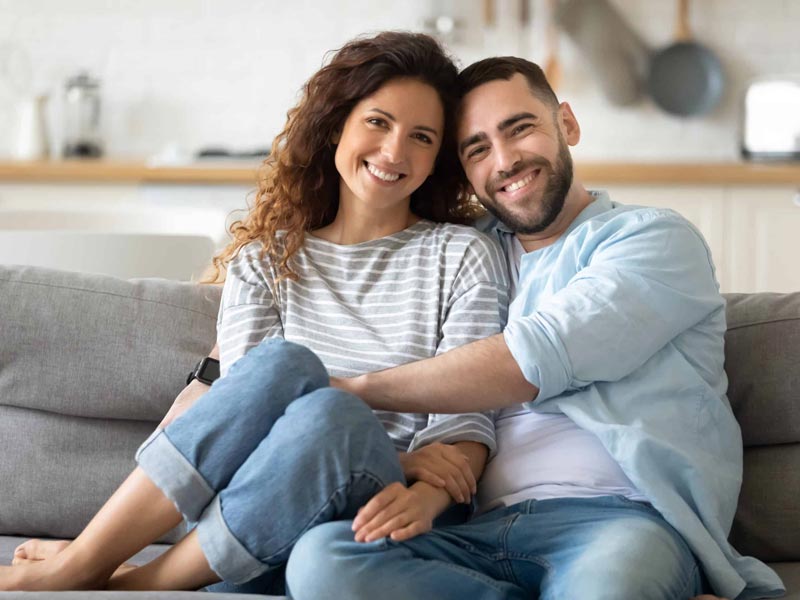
top-left (583, 200), bottom-right (702, 245)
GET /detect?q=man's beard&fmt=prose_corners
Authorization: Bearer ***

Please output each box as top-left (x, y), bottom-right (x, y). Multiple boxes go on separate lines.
top-left (476, 137), bottom-right (573, 235)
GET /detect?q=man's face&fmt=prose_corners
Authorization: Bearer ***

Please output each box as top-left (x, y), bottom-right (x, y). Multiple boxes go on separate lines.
top-left (457, 73), bottom-right (576, 235)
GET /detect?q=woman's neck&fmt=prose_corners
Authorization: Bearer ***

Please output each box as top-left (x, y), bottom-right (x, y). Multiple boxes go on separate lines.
top-left (312, 201), bottom-right (420, 245)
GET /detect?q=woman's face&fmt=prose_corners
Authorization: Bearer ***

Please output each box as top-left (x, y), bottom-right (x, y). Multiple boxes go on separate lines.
top-left (334, 77), bottom-right (444, 213)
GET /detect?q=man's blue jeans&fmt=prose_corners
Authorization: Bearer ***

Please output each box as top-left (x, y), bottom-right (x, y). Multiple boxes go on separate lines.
top-left (135, 338), bottom-right (404, 589)
top-left (287, 495), bottom-right (704, 599)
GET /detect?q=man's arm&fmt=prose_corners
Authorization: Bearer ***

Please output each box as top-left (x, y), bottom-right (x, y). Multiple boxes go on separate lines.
top-left (335, 334), bottom-right (538, 414)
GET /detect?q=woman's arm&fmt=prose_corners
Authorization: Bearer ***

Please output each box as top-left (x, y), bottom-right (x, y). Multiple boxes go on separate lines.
top-left (158, 344), bottom-right (220, 429)
top-left (353, 441), bottom-right (487, 542)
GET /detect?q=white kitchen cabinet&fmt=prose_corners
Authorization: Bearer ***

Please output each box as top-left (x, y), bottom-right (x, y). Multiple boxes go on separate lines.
top-left (589, 185), bottom-right (728, 291)
top-left (725, 186), bottom-right (800, 293)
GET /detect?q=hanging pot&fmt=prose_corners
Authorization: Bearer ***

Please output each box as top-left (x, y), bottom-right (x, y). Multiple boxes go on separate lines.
top-left (647, 0), bottom-right (725, 116)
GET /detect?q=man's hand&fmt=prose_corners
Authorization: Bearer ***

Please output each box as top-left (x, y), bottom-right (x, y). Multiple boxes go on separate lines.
top-left (158, 379), bottom-right (209, 429)
top-left (352, 482), bottom-right (439, 543)
top-left (399, 443), bottom-right (476, 504)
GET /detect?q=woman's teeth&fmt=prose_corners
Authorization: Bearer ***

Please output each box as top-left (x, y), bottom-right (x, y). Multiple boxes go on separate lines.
top-left (505, 171), bottom-right (536, 192)
top-left (366, 163), bottom-right (401, 182)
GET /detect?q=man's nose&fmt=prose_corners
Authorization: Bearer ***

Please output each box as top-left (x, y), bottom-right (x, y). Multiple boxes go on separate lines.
top-left (493, 142), bottom-right (522, 174)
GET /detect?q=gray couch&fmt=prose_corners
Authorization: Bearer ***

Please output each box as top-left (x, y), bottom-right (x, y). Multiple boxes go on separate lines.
top-left (0, 264), bottom-right (798, 599)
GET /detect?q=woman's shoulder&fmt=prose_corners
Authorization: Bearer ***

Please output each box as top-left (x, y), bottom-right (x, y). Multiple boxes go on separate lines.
top-left (417, 220), bottom-right (504, 258)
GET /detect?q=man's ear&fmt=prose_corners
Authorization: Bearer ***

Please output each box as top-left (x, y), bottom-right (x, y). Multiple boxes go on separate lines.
top-left (558, 102), bottom-right (581, 146)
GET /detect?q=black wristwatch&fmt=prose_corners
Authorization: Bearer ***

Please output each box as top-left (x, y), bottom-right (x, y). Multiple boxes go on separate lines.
top-left (186, 357), bottom-right (220, 386)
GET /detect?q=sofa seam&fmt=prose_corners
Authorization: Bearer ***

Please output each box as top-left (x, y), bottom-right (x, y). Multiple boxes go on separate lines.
top-left (726, 316), bottom-right (800, 330)
top-left (0, 276), bottom-right (219, 319)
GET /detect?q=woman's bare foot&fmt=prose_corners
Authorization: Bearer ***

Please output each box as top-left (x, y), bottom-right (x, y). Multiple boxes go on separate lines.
top-left (11, 538), bottom-right (138, 581)
top-left (12, 539), bottom-right (70, 565)
top-left (0, 553), bottom-right (111, 591)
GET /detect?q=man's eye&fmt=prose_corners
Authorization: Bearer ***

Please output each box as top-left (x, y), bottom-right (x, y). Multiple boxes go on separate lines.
top-left (512, 123), bottom-right (532, 135)
top-left (467, 146), bottom-right (487, 159)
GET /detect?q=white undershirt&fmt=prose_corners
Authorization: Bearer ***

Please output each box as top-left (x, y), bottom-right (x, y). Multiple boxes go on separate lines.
top-left (477, 234), bottom-right (647, 513)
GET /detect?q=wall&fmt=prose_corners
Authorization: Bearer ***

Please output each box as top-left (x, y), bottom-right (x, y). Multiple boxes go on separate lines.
top-left (0, 0), bottom-right (798, 162)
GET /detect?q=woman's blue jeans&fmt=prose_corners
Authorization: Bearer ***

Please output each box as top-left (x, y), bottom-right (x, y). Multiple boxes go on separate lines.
top-left (135, 338), bottom-right (404, 590)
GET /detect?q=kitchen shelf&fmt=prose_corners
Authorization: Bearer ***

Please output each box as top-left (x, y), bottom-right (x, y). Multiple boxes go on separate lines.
top-left (0, 160), bottom-right (260, 184)
top-left (0, 159), bottom-right (798, 185)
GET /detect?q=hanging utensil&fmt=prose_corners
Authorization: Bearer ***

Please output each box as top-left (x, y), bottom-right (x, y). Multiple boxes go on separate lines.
top-left (647, 0), bottom-right (725, 116)
top-left (555, 0), bottom-right (649, 106)
top-left (543, 0), bottom-right (562, 91)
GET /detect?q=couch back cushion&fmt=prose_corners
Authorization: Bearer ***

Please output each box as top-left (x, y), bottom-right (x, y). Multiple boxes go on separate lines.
top-left (0, 265), bottom-right (221, 539)
top-left (724, 292), bottom-right (800, 561)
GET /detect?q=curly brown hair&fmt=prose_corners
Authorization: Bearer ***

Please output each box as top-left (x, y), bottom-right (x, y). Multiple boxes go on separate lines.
top-left (205, 31), bottom-right (481, 283)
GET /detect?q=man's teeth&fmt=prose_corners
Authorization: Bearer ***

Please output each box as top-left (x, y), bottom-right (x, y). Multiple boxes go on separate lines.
top-left (505, 171), bottom-right (536, 192)
top-left (367, 163), bottom-right (401, 182)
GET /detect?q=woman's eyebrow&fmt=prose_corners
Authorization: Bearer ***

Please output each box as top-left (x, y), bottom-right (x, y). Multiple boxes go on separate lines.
top-left (368, 108), bottom-right (439, 135)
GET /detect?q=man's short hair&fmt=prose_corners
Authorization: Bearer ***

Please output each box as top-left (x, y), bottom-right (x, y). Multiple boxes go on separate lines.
top-left (457, 57), bottom-right (560, 109)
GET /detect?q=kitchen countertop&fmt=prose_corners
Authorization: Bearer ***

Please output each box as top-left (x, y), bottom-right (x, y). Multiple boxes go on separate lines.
top-left (0, 159), bottom-right (799, 185)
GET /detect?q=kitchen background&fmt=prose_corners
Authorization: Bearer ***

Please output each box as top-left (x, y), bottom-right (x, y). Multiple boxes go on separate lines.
top-left (0, 0), bottom-right (799, 292)
top-left (1, 0), bottom-right (799, 160)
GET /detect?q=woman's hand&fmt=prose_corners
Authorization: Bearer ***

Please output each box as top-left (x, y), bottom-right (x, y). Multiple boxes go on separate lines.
top-left (399, 443), bottom-right (476, 504)
top-left (352, 482), bottom-right (439, 543)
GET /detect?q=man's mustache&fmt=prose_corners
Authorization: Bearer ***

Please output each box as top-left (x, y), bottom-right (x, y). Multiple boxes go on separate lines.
top-left (487, 157), bottom-right (552, 196)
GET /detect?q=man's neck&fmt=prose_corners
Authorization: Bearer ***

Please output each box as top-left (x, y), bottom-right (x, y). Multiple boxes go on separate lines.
top-left (515, 183), bottom-right (594, 253)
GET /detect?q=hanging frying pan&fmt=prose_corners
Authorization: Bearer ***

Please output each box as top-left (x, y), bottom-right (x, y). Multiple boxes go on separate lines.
top-left (647, 0), bottom-right (725, 116)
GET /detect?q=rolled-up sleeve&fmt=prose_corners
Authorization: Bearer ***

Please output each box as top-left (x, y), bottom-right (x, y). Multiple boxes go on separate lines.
top-left (504, 211), bottom-right (725, 405)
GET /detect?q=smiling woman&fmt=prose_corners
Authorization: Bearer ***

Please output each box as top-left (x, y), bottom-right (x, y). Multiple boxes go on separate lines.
top-left (0, 31), bottom-right (509, 596)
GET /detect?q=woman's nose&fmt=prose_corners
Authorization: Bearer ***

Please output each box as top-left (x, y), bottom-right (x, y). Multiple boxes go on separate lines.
top-left (381, 133), bottom-right (405, 164)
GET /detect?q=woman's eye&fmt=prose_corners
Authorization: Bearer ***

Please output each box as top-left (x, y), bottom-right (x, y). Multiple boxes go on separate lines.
top-left (413, 132), bottom-right (433, 144)
top-left (367, 117), bottom-right (388, 128)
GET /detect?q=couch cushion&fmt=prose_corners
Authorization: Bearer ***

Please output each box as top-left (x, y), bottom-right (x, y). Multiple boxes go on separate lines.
top-left (0, 265), bottom-right (221, 540)
top-left (729, 443), bottom-right (800, 562)
top-left (724, 293), bottom-right (800, 563)
top-left (724, 293), bottom-right (800, 447)
top-left (0, 265), bottom-right (222, 421)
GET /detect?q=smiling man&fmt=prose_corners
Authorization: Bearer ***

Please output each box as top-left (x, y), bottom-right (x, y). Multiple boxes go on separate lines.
top-left (285, 58), bottom-right (785, 600)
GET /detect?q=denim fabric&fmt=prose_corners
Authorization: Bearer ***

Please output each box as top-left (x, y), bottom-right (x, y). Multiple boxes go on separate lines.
top-left (136, 338), bottom-right (405, 586)
top-left (287, 496), bottom-right (703, 600)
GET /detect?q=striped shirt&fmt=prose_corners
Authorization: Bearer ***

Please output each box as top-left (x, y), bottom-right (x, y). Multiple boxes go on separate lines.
top-left (217, 219), bottom-right (509, 454)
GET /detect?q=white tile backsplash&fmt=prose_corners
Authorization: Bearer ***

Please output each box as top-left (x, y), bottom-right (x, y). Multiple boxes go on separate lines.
top-left (0, 0), bottom-right (798, 161)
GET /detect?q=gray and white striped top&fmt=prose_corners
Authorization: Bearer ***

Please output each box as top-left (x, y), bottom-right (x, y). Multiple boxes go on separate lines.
top-left (217, 220), bottom-right (509, 454)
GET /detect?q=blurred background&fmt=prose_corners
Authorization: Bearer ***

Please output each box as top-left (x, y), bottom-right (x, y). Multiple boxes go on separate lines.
top-left (0, 0), bottom-right (799, 291)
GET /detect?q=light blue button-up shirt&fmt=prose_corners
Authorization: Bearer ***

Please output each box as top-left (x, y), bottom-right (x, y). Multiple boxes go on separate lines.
top-left (480, 191), bottom-right (784, 600)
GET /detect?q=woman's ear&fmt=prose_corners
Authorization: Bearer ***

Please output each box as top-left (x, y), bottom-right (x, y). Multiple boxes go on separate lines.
top-left (331, 130), bottom-right (341, 145)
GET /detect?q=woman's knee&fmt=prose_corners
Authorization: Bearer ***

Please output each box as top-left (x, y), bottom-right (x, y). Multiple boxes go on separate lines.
top-left (247, 339), bottom-right (328, 385)
top-left (288, 388), bottom-right (374, 429)
top-left (221, 340), bottom-right (329, 410)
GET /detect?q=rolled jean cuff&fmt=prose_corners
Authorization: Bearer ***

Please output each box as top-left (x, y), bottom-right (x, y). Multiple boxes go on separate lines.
top-left (196, 495), bottom-right (269, 585)
top-left (136, 429), bottom-right (216, 522)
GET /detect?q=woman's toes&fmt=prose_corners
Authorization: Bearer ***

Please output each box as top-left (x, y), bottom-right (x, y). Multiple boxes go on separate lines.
top-left (14, 539), bottom-right (69, 562)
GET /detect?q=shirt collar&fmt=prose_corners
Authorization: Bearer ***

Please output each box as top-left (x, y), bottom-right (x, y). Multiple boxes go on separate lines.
top-left (479, 189), bottom-right (613, 241)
